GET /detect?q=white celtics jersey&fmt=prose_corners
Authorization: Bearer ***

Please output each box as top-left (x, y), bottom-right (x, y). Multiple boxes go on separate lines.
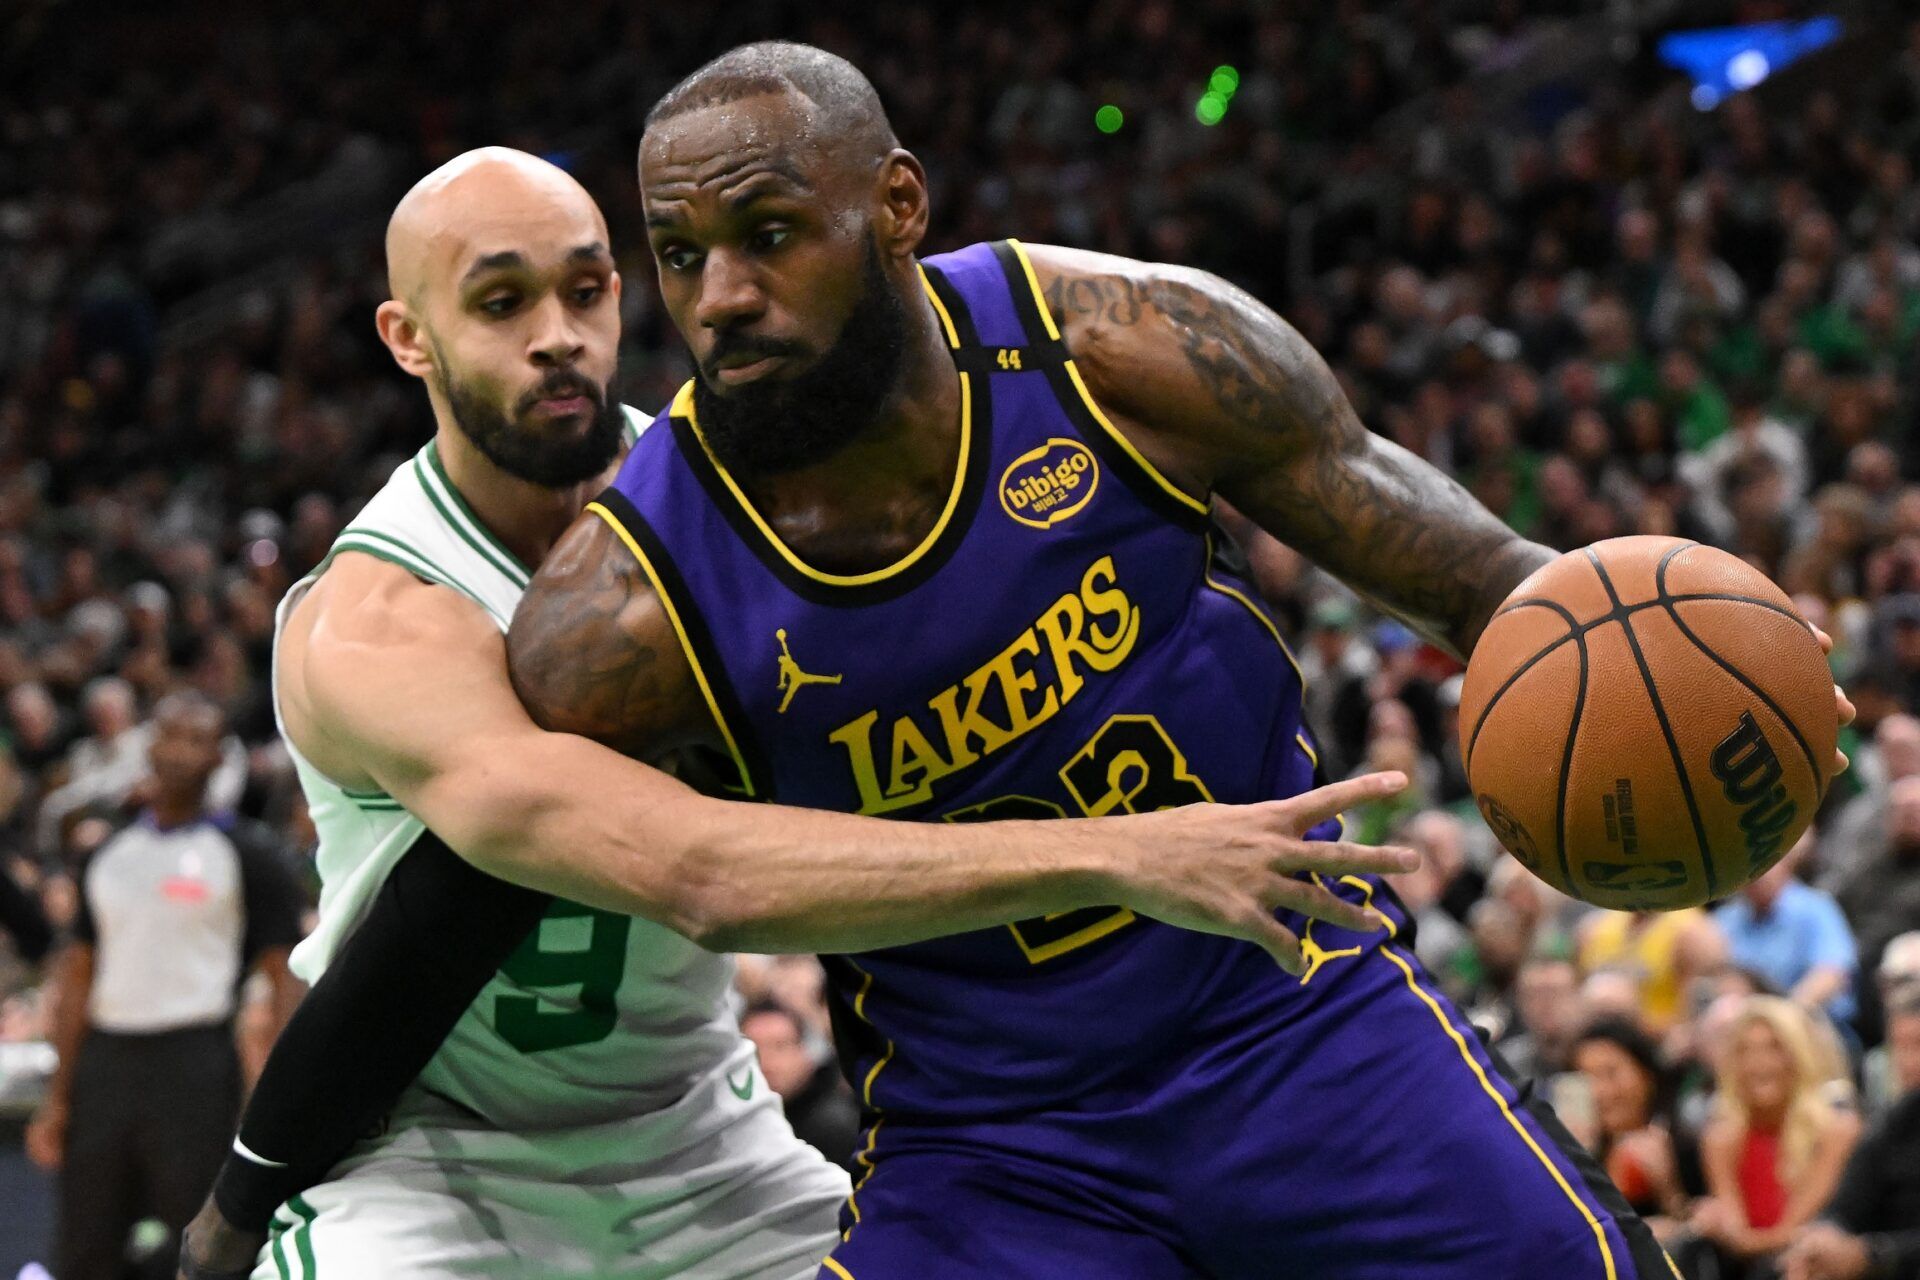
top-left (272, 410), bottom-right (750, 1131)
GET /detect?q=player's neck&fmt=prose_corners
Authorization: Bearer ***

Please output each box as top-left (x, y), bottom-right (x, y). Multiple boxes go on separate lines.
top-left (739, 311), bottom-right (961, 566)
top-left (431, 427), bottom-right (620, 573)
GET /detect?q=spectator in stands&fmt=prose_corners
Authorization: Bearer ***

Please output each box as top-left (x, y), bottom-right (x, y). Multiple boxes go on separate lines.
top-left (741, 1001), bottom-right (859, 1172)
top-left (1580, 906), bottom-right (1723, 1037)
top-left (1837, 777), bottom-right (1920, 986)
top-left (1715, 836), bottom-right (1859, 1027)
top-left (1821, 713), bottom-right (1920, 891)
top-left (1693, 997), bottom-right (1862, 1277)
top-left (1462, 898), bottom-right (1531, 1040)
top-left (24, 693), bottom-right (304, 1280)
top-left (1859, 934), bottom-right (1920, 1116)
top-left (1502, 955), bottom-right (1585, 1089)
top-left (1778, 1064), bottom-right (1920, 1280)
top-left (1572, 1018), bottom-right (1695, 1236)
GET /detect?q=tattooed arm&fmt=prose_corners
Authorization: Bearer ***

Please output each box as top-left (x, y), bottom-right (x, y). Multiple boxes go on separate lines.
top-left (1028, 245), bottom-right (1553, 656)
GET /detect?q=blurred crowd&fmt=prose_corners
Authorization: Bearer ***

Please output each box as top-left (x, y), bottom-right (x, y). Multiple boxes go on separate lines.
top-left (4, 1), bottom-right (1920, 1276)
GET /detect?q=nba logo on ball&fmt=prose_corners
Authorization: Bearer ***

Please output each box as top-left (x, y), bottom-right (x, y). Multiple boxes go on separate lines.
top-left (1460, 536), bottom-right (1837, 911)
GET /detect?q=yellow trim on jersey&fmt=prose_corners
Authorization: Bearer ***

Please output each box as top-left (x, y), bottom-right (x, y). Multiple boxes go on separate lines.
top-left (861, 1042), bottom-right (896, 1106)
top-left (844, 960), bottom-right (897, 1109)
top-left (840, 1117), bottom-right (886, 1241)
top-left (920, 261), bottom-right (962, 346)
top-left (1003, 238), bottom-right (1209, 517)
top-left (670, 267), bottom-right (971, 588)
top-left (822, 1258), bottom-right (858, 1280)
top-left (1379, 945), bottom-right (1620, 1280)
top-left (585, 501), bottom-right (756, 798)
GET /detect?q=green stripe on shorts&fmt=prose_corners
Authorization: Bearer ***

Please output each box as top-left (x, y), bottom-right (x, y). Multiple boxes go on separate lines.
top-left (290, 1194), bottom-right (320, 1278)
top-left (270, 1212), bottom-right (294, 1280)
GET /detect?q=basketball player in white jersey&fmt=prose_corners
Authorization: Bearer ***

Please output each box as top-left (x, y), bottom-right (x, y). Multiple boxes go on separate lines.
top-left (181, 148), bottom-right (1416, 1280)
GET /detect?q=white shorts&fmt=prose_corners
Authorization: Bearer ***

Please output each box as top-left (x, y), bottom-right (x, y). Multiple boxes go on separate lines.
top-left (253, 1044), bottom-right (849, 1279)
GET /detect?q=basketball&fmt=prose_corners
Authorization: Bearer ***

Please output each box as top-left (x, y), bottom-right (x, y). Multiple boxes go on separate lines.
top-left (1460, 535), bottom-right (1838, 911)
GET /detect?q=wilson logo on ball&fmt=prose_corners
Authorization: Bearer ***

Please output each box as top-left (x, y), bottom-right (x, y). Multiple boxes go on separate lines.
top-left (1709, 711), bottom-right (1800, 875)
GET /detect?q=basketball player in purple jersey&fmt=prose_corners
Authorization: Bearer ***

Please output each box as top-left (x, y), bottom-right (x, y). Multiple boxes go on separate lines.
top-left (501, 42), bottom-right (1685, 1280)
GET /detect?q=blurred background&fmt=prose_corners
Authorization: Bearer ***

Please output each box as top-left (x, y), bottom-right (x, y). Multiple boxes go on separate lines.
top-left (3, 1), bottom-right (1920, 1276)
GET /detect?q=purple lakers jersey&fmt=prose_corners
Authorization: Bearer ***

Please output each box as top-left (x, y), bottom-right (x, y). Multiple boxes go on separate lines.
top-left (596, 240), bottom-right (1385, 1118)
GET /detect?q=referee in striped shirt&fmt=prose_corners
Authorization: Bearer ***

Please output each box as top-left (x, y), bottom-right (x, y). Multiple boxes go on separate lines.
top-left (26, 692), bottom-right (304, 1280)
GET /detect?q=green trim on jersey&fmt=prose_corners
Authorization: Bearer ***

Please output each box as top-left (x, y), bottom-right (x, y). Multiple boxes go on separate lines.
top-left (329, 530), bottom-right (506, 627)
top-left (420, 442), bottom-right (533, 587)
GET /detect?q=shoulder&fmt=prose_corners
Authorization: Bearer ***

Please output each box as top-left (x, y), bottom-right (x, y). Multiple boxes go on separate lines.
top-left (292, 554), bottom-right (501, 687)
top-left (1020, 243), bottom-right (1245, 405)
top-left (280, 553), bottom-right (506, 781)
top-left (507, 510), bottom-right (708, 753)
top-left (1019, 241), bottom-right (1354, 479)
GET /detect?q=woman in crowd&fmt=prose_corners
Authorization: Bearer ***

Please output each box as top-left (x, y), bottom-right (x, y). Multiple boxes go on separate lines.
top-left (1572, 1018), bottom-right (1698, 1237)
top-left (1691, 997), bottom-right (1862, 1277)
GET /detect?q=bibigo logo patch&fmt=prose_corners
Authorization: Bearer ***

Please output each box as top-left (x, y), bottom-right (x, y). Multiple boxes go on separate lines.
top-left (999, 438), bottom-right (1099, 529)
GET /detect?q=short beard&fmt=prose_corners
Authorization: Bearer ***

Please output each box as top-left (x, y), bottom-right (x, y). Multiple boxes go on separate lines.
top-left (692, 240), bottom-right (910, 478)
top-left (440, 361), bottom-right (625, 488)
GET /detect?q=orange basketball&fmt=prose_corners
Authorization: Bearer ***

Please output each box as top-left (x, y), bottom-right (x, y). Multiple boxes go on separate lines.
top-left (1459, 536), bottom-right (1837, 911)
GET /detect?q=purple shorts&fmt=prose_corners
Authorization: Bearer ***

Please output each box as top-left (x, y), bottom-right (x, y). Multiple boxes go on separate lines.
top-left (819, 939), bottom-right (1674, 1280)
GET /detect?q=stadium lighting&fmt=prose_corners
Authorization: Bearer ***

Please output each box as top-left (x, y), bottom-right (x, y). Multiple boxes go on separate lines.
top-left (1196, 63), bottom-right (1239, 126)
top-left (1658, 17), bottom-right (1841, 109)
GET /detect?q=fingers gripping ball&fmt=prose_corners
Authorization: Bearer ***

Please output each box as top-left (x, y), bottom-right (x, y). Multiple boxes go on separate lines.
top-left (1460, 537), bottom-right (1837, 910)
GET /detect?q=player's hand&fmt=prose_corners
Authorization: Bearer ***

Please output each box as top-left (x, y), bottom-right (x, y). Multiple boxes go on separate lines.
top-left (178, 1196), bottom-right (268, 1280)
top-left (1108, 771), bottom-right (1419, 974)
top-left (1812, 626), bottom-right (1854, 777)
top-left (24, 1097), bottom-right (66, 1170)
top-left (1780, 1222), bottom-right (1872, 1280)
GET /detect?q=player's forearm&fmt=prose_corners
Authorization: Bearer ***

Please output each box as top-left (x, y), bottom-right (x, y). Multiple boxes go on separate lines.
top-left (1250, 433), bottom-right (1557, 659)
top-left (427, 734), bottom-right (1106, 953)
top-left (660, 796), bottom-right (1110, 953)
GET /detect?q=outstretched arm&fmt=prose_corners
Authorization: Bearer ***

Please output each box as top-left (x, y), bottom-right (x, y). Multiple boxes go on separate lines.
top-left (1030, 246), bottom-right (1554, 656)
top-left (504, 513), bottom-right (1415, 955)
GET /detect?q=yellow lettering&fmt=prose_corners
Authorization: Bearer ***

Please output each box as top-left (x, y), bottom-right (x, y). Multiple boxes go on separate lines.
top-left (828, 710), bottom-right (916, 815)
top-left (979, 628), bottom-right (1059, 739)
top-left (1079, 556), bottom-right (1140, 664)
top-left (885, 715), bottom-right (953, 804)
top-left (831, 556), bottom-right (1142, 812)
top-left (1034, 591), bottom-right (1091, 704)
top-left (930, 679), bottom-right (1009, 769)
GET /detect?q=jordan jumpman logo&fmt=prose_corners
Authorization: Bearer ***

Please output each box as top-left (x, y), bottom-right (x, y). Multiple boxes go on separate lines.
top-left (775, 628), bottom-right (842, 713)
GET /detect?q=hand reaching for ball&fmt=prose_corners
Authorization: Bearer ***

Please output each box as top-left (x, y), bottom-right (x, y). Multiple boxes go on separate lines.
top-left (1811, 625), bottom-right (1855, 777)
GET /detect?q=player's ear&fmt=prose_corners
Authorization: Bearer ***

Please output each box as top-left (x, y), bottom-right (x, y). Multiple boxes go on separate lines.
top-left (609, 269), bottom-right (623, 305)
top-left (875, 149), bottom-right (929, 259)
top-left (375, 300), bottom-right (436, 380)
